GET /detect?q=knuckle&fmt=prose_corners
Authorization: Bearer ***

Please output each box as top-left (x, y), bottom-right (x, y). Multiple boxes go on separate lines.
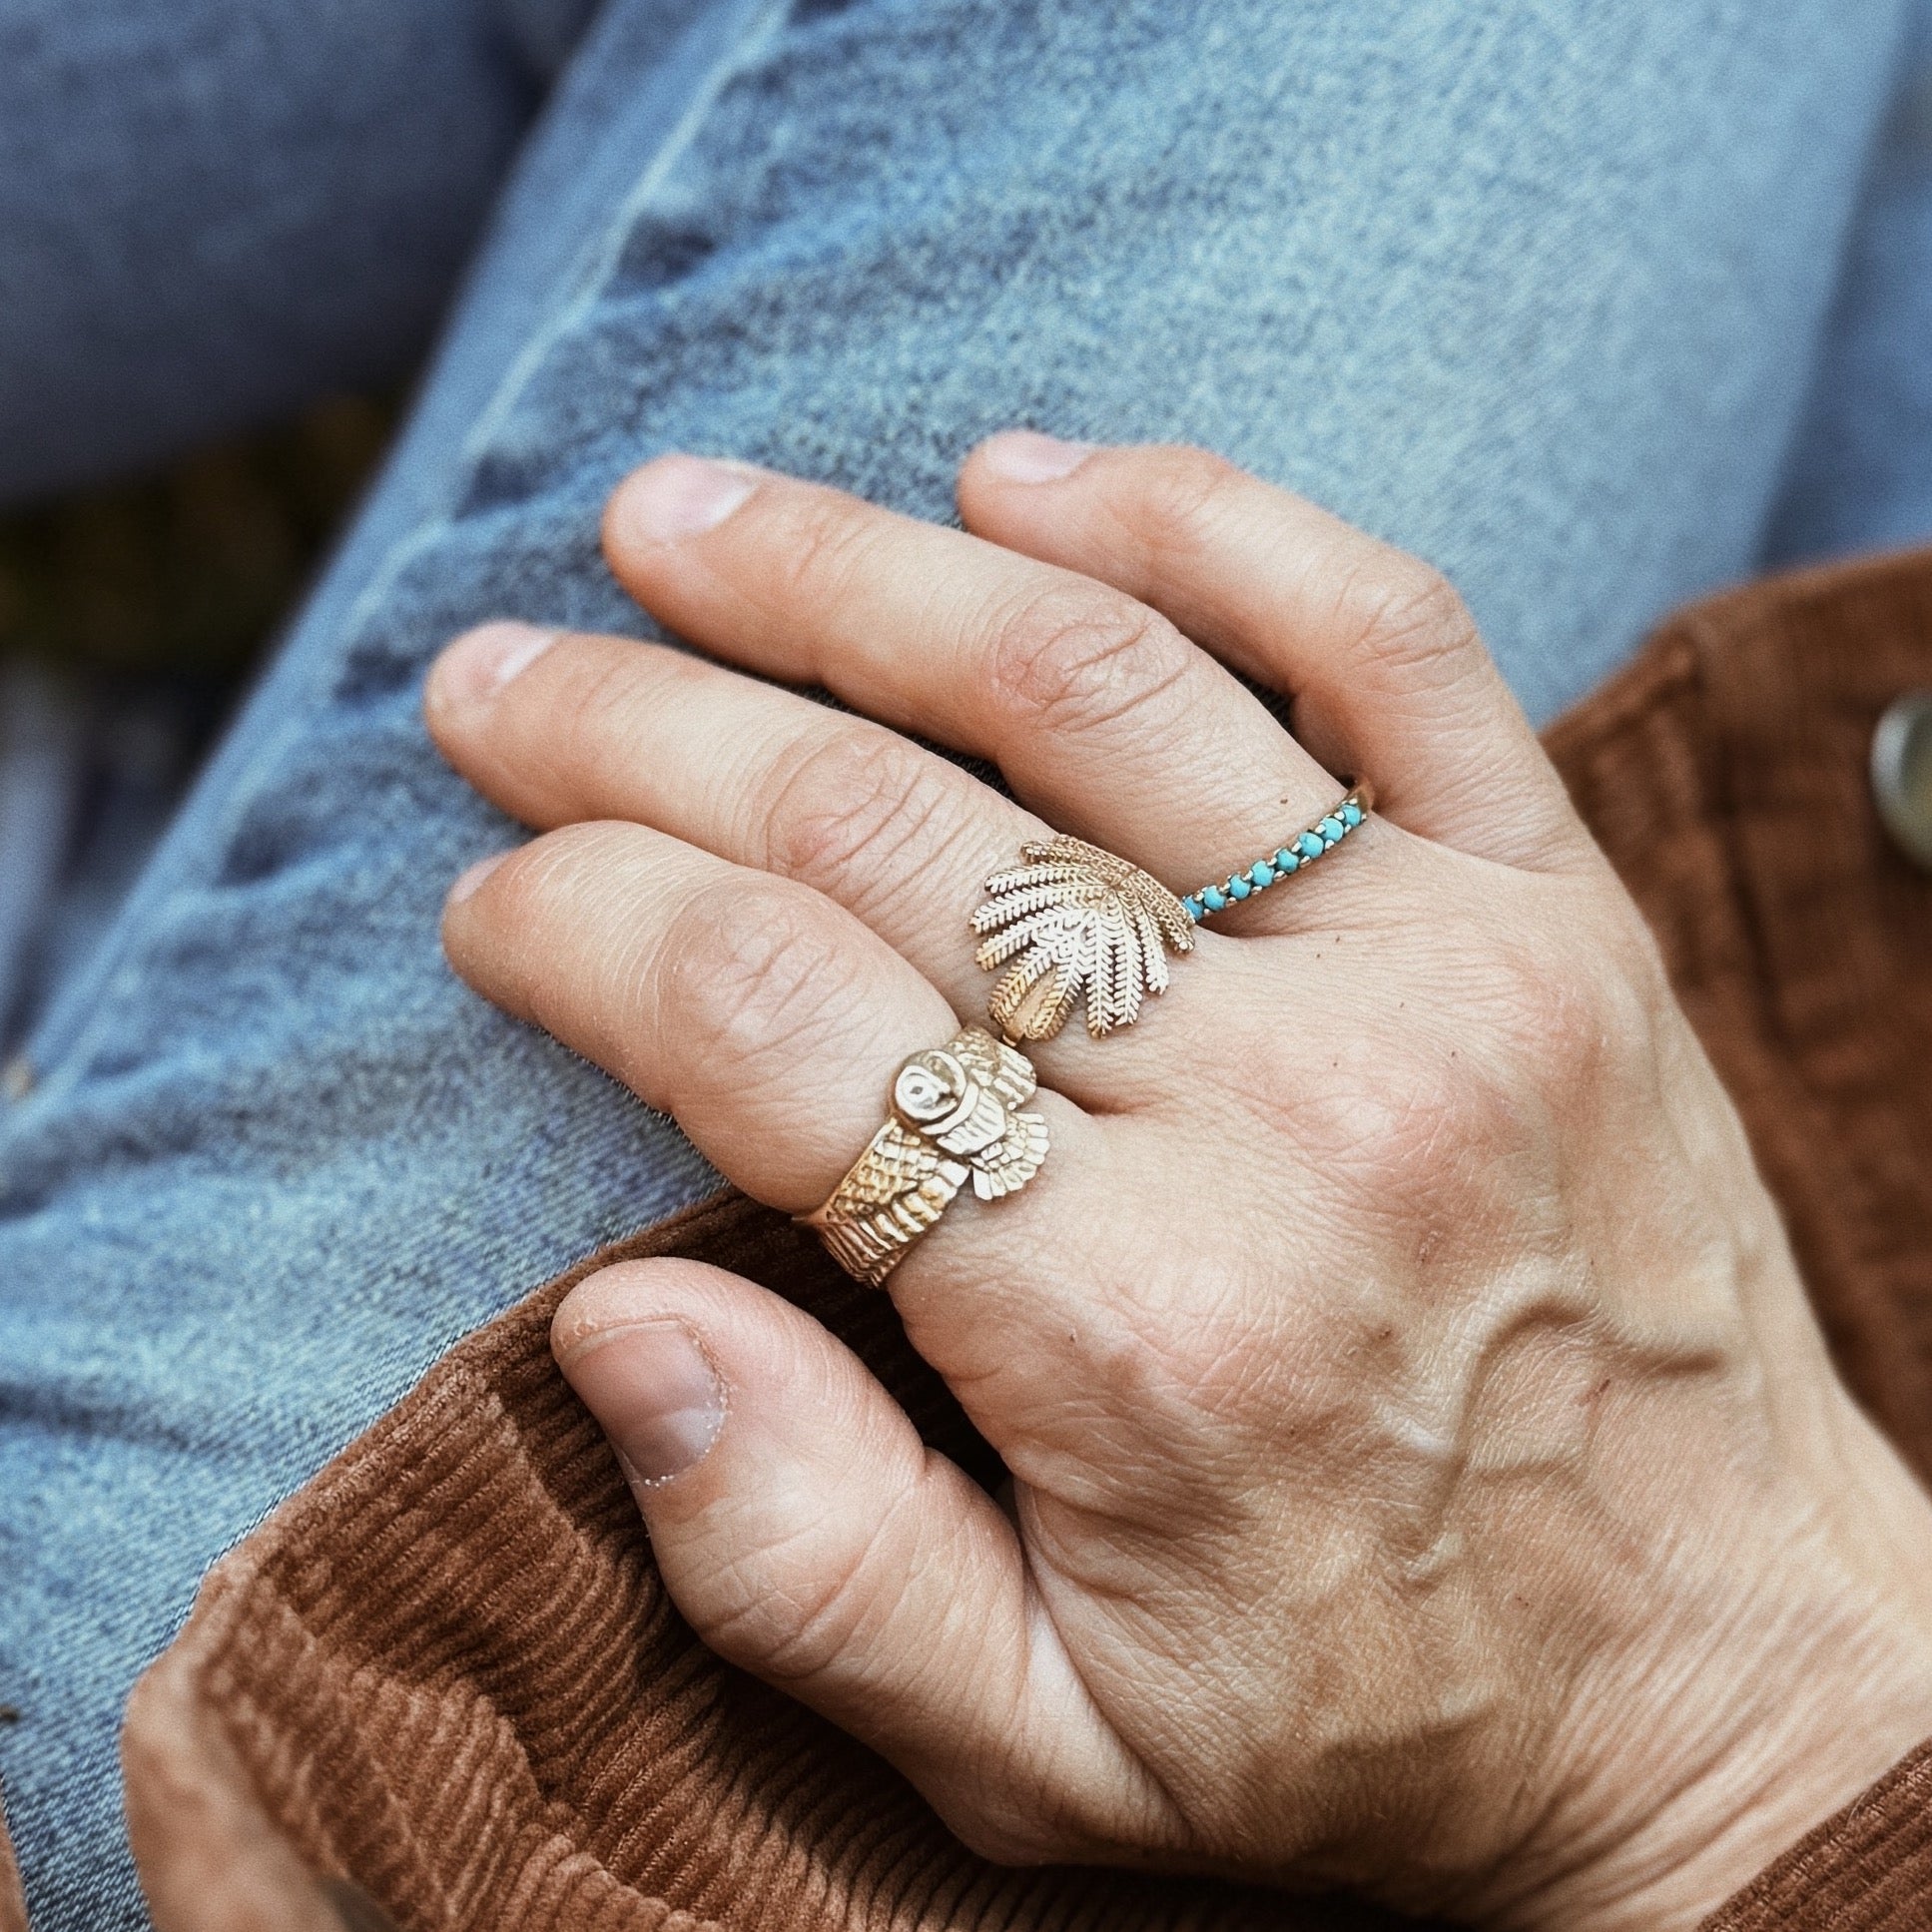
top-left (1022, 1289), bottom-right (1261, 1516)
top-left (760, 727), bottom-right (956, 895)
top-left (1337, 1041), bottom-right (1495, 1194)
top-left (764, 490), bottom-right (888, 607)
top-left (1334, 553), bottom-right (1484, 690)
top-left (982, 584), bottom-right (1188, 737)
top-left (1119, 445), bottom-right (1247, 556)
top-left (1490, 928), bottom-right (1641, 1097)
top-left (1084, 1296), bottom-right (1229, 1431)
top-left (663, 876), bottom-right (870, 1071)
top-left (1240, 1011), bottom-right (1525, 1235)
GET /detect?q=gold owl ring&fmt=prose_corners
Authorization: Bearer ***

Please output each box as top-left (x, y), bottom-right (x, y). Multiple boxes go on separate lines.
top-left (800, 1024), bottom-right (1050, 1286)
top-left (972, 783), bottom-right (1374, 1042)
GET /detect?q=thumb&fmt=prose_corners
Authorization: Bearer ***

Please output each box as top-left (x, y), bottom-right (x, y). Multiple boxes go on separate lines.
top-left (551, 1257), bottom-right (1164, 1864)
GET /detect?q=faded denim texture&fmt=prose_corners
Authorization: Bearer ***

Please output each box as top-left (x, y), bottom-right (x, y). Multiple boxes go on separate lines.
top-left (1766, 0), bottom-right (1932, 561)
top-left (0, 0), bottom-right (1922, 1922)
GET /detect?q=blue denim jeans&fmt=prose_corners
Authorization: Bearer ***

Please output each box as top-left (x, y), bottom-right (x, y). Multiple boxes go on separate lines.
top-left (0, 0), bottom-right (1920, 1922)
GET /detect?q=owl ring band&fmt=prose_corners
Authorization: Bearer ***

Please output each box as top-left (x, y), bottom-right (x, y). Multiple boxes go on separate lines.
top-left (799, 1024), bottom-right (1050, 1287)
top-left (972, 781), bottom-right (1375, 1044)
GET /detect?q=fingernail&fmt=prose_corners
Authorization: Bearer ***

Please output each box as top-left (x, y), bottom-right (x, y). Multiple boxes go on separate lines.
top-left (977, 429), bottom-right (1096, 484)
top-left (559, 1319), bottom-right (726, 1486)
top-left (616, 454), bottom-right (760, 543)
top-left (436, 620), bottom-right (556, 706)
top-left (447, 851), bottom-right (508, 905)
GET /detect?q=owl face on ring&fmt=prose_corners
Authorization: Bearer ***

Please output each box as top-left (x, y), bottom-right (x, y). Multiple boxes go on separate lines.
top-left (892, 1048), bottom-right (974, 1135)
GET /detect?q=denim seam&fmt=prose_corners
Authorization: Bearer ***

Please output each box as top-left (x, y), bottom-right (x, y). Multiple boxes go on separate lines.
top-left (457, 0), bottom-right (793, 473)
top-left (14, 0), bottom-right (793, 1115)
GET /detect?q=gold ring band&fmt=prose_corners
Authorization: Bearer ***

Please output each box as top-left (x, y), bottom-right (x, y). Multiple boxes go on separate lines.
top-left (971, 780), bottom-right (1376, 1042)
top-left (799, 1024), bottom-right (1050, 1286)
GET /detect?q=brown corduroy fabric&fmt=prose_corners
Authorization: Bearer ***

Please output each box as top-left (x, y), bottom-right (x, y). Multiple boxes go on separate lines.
top-left (123, 1192), bottom-right (1403, 1932)
top-left (1701, 1738), bottom-right (1932, 1932)
top-left (1544, 547), bottom-right (1932, 1471)
top-left (104, 545), bottom-right (1932, 1931)
top-left (0, 1790), bottom-right (26, 1932)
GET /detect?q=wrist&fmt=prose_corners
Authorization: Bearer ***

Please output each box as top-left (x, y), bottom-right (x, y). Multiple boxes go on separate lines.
top-left (1546, 1665), bottom-right (1932, 1932)
top-left (1514, 1402), bottom-right (1932, 1932)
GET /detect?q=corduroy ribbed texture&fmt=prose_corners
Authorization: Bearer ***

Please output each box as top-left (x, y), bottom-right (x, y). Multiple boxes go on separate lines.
top-left (0, 1792), bottom-right (24, 1932)
top-left (1546, 549), bottom-right (1932, 1473)
top-left (112, 545), bottom-right (1932, 1931)
top-left (125, 1193), bottom-right (1403, 1932)
top-left (1701, 1737), bottom-right (1932, 1932)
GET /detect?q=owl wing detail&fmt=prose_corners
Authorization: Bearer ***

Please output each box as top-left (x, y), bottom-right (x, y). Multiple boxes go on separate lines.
top-left (964, 1103), bottom-right (1049, 1201)
top-left (951, 1025), bottom-right (1038, 1109)
top-left (805, 1120), bottom-right (966, 1287)
top-left (945, 1026), bottom-right (1049, 1201)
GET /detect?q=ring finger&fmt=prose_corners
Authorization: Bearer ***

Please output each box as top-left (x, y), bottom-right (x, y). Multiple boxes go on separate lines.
top-left (441, 816), bottom-right (1101, 1310)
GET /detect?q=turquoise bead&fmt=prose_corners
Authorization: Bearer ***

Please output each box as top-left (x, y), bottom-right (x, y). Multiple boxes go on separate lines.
top-left (1196, 799), bottom-right (1368, 921)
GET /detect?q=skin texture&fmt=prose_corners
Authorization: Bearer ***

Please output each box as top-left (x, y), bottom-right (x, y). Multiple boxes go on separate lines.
top-left (423, 434), bottom-right (1932, 1929)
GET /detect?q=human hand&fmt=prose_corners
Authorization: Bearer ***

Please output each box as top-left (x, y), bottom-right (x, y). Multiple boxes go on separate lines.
top-left (423, 435), bottom-right (1932, 1929)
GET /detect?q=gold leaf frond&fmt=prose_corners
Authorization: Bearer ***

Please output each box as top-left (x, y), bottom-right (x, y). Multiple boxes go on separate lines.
top-left (971, 837), bottom-right (1193, 1040)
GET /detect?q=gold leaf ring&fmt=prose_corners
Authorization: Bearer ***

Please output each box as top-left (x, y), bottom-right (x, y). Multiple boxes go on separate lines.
top-left (971, 837), bottom-right (1195, 1042)
top-left (972, 785), bottom-right (1374, 1043)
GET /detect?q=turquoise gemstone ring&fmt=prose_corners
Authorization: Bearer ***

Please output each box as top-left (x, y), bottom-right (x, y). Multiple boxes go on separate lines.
top-left (969, 779), bottom-right (1376, 1045)
top-left (1180, 782), bottom-right (1375, 924)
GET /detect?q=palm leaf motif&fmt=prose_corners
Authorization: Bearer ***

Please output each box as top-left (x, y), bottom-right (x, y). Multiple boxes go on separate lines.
top-left (972, 836), bottom-right (1194, 1040)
